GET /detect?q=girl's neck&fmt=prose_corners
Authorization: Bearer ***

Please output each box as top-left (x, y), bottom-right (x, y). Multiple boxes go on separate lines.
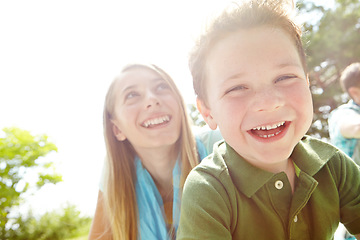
top-left (136, 145), bottom-right (179, 191)
top-left (136, 145), bottom-right (179, 230)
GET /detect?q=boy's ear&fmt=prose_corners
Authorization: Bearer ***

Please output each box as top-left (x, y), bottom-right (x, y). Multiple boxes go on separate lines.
top-left (306, 74), bottom-right (310, 86)
top-left (196, 98), bottom-right (218, 130)
top-left (111, 120), bottom-right (127, 141)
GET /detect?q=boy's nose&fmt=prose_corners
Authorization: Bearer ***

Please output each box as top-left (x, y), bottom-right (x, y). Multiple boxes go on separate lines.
top-left (253, 88), bottom-right (284, 112)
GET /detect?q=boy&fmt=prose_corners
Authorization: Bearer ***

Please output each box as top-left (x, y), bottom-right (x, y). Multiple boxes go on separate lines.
top-left (328, 62), bottom-right (360, 166)
top-left (177, 1), bottom-right (360, 239)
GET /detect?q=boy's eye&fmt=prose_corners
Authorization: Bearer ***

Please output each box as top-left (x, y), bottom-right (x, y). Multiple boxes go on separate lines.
top-left (275, 75), bottom-right (297, 83)
top-left (225, 85), bottom-right (247, 94)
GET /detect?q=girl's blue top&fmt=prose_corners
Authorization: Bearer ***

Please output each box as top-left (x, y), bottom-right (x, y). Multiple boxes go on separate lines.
top-left (135, 138), bottom-right (207, 240)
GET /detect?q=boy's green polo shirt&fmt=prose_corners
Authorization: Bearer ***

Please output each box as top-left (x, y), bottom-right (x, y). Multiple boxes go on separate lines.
top-left (177, 136), bottom-right (360, 239)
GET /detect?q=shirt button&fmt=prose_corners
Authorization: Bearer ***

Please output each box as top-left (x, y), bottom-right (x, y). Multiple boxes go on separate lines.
top-left (294, 215), bottom-right (298, 222)
top-left (275, 180), bottom-right (283, 189)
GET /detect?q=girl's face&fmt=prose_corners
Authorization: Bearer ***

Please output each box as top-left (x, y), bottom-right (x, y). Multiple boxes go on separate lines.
top-left (111, 67), bottom-right (182, 152)
top-left (199, 26), bottom-right (313, 173)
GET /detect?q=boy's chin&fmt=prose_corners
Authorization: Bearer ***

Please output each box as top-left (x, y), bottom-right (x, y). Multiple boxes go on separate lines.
top-left (248, 147), bottom-right (295, 168)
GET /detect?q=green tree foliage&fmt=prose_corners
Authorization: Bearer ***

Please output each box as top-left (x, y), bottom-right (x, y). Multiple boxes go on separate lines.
top-left (0, 127), bottom-right (62, 237)
top-left (297, 0), bottom-right (360, 140)
top-left (5, 204), bottom-right (92, 240)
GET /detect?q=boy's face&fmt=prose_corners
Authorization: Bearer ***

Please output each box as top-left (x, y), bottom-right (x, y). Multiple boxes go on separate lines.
top-left (199, 26), bottom-right (313, 172)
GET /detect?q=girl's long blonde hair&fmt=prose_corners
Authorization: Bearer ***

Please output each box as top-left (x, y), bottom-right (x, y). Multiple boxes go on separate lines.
top-left (103, 63), bottom-right (199, 240)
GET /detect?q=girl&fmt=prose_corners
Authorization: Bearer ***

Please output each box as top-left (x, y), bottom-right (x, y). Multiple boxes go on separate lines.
top-left (89, 63), bottom-right (221, 240)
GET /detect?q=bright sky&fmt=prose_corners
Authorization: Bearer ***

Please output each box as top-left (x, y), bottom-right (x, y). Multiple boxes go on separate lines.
top-left (0, 0), bottom-right (333, 217)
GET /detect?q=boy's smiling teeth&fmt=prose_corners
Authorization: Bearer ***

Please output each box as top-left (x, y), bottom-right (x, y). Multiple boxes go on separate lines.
top-left (252, 121), bottom-right (285, 131)
top-left (142, 115), bottom-right (170, 128)
top-left (251, 121), bottom-right (286, 139)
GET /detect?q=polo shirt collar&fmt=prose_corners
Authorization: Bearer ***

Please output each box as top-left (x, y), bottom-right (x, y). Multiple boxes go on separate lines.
top-left (217, 135), bottom-right (333, 198)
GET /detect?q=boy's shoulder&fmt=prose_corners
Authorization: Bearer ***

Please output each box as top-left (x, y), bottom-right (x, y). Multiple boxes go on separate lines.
top-left (191, 140), bottom-right (229, 178)
top-left (293, 135), bottom-right (359, 176)
top-left (184, 140), bottom-right (235, 193)
top-left (297, 135), bottom-right (338, 154)
top-left (295, 135), bottom-right (341, 160)
top-left (182, 140), bottom-right (238, 212)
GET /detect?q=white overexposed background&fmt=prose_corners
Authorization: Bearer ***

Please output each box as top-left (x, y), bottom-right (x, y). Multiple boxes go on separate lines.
top-left (0, 0), bottom-right (239, 217)
top-left (0, 0), bottom-right (334, 219)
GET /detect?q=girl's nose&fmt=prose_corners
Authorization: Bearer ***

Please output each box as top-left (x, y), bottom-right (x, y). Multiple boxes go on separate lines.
top-left (145, 91), bottom-right (160, 109)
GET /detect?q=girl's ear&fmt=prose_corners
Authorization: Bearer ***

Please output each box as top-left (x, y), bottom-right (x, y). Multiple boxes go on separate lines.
top-left (196, 98), bottom-right (218, 130)
top-left (111, 120), bottom-right (127, 141)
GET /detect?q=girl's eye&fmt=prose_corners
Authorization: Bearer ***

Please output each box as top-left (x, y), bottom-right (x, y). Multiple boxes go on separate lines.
top-left (125, 91), bottom-right (139, 100)
top-left (225, 85), bottom-right (247, 94)
top-left (157, 82), bottom-right (170, 91)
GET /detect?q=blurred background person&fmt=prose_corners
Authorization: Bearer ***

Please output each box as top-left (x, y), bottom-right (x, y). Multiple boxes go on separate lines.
top-left (328, 62), bottom-right (360, 166)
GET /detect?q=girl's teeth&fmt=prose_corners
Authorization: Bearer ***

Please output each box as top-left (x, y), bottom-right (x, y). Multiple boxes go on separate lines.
top-left (143, 116), bottom-right (170, 127)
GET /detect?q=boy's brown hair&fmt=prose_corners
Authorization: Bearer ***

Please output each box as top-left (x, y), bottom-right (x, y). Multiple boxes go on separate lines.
top-left (189, 0), bottom-right (307, 106)
top-left (340, 62), bottom-right (360, 93)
